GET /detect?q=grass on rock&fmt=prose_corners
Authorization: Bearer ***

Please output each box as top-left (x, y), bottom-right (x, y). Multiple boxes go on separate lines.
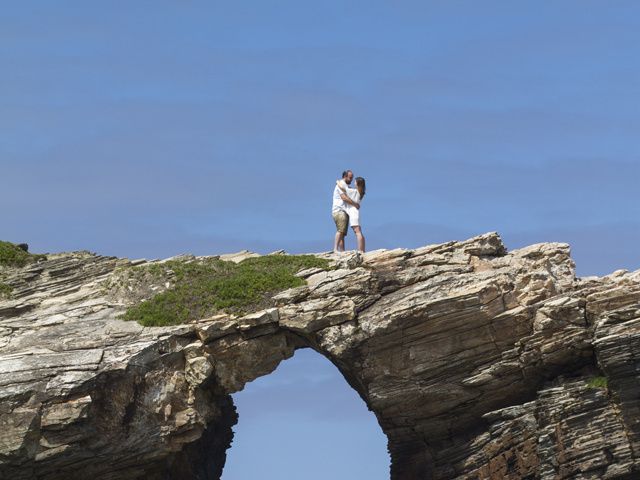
top-left (121, 255), bottom-right (330, 327)
top-left (0, 282), bottom-right (12, 298)
top-left (0, 241), bottom-right (46, 267)
top-left (586, 376), bottom-right (608, 389)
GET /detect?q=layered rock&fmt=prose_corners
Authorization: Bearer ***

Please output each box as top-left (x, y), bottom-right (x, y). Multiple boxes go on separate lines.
top-left (0, 233), bottom-right (639, 479)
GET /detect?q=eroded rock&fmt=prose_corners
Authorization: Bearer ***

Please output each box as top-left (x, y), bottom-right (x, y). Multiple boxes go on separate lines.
top-left (1, 233), bottom-right (639, 479)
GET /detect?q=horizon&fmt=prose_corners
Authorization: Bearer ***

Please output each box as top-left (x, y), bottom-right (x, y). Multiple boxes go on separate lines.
top-left (12, 229), bottom-right (629, 280)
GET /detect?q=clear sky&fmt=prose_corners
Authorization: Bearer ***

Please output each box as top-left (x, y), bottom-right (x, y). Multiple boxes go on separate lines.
top-left (2, 2), bottom-right (639, 478)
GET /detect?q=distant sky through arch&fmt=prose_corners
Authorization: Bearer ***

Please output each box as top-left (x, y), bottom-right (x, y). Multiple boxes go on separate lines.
top-left (223, 348), bottom-right (389, 480)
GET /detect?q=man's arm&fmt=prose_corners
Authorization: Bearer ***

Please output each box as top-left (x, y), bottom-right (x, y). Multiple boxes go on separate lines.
top-left (336, 180), bottom-right (360, 209)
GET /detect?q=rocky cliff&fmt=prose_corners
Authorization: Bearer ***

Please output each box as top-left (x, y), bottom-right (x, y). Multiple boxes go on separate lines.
top-left (1, 232), bottom-right (639, 479)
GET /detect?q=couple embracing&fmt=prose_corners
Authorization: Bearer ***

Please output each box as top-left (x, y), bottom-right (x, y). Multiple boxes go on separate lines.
top-left (331, 170), bottom-right (366, 253)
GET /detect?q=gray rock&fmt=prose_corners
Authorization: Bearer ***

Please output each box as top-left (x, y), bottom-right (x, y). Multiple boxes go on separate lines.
top-left (1, 232), bottom-right (639, 479)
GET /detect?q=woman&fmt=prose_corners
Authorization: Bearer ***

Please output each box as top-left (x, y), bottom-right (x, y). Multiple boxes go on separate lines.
top-left (336, 176), bottom-right (366, 252)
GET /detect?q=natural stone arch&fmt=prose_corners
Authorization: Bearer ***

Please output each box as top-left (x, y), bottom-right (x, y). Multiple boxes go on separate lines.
top-left (177, 324), bottom-right (388, 479)
top-left (111, 324), bottom-right (386, 480)
top-left (2, 233), bottom-right (640, 479)
top-left (221, 346), bottom-right (390, 479)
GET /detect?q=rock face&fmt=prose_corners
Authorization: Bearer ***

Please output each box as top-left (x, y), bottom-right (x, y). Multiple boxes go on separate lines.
top-left (1, 232), bottom-right (639, 479)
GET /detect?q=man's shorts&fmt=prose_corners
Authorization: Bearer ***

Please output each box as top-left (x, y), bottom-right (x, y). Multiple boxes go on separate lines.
top-left (332, 210), bottom-right (348, 235)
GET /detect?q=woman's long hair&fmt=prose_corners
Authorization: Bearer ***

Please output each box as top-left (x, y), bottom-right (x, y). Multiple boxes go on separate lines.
top-left (355, 177), bottom-right (366, 199)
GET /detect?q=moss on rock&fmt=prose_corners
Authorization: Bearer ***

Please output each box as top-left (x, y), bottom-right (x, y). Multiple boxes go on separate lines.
top-left (0, 282), bottom-right (12, 298)
top-left (587, 376), bottom-right (608, 389)
top-left (120, 254), bottom-right (331, 327)
top-left (0, 241), bottom-right (46, 267)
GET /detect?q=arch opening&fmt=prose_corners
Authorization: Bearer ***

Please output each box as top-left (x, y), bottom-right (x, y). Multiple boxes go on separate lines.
top-left (221, 347), bottom-right (390, 480)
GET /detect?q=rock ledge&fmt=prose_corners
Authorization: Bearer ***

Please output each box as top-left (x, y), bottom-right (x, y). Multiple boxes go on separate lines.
top-left (1, 232), bottom-right (639, 479)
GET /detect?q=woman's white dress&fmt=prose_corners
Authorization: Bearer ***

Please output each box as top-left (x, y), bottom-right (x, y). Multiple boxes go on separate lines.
top-left (345, 186), bottom-right (361, 227)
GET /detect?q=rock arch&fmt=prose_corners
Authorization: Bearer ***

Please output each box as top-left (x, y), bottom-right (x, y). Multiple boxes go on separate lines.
top-left (222, 347), bottom-right (390, 479)
top-left (2, 233), bottom-right (640, 479)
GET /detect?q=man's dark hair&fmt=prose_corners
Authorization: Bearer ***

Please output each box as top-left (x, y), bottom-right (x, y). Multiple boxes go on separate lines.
top-left (342, 170), bottom-right (352, 178)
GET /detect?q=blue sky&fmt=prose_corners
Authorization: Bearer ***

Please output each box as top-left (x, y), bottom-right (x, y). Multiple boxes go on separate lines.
top-left (2, 2), bottom-right (639, 478)
top-left (224, 348), bottom-right (389, 479)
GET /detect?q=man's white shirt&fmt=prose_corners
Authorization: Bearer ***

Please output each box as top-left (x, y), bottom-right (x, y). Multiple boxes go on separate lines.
top-left (332, 179), bottom-right (349, 213)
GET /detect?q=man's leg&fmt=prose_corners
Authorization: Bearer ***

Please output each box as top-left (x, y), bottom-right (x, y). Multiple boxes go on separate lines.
top-left (332, 211), bottom-right (348, 252)
top-left (334, 231), bottom-right (342, 252)
top-left (338, 211), bottom-right (349, 251)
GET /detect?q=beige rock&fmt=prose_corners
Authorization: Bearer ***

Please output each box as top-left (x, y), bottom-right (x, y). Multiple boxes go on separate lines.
top-left (40, 395), bottom-right (91, 430)
top-left (1, 232), bottom-right (639, 480)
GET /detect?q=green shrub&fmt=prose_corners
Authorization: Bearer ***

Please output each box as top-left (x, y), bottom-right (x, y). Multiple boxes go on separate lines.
top-left (587, 376), bottom-right (608, 389)
top-left (0, 241), bottom-right (46, 267)
top-left (0, 282), bottom-right (11, 298)
top-left (121, 254), bottom-right (330, 327)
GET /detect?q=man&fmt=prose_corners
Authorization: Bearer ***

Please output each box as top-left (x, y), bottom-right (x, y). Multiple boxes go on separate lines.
top-left (332, 170), bottom-right (360, 252)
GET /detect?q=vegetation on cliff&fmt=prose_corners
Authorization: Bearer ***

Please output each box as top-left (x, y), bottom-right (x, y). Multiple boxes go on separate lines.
top-left (0, 241), bottom-right (46, 267)
top-left (119, 255), bottom-right (331, 327)
top-left (0, 282), bottom-right (11, 299)
top-left (586, 376), bottom-right (608, 389)
top-left (0, 240), bottom-right (47, 299)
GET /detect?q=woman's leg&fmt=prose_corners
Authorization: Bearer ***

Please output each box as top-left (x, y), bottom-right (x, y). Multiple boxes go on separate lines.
top-left (352, 226), bottom-right (366, 252)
